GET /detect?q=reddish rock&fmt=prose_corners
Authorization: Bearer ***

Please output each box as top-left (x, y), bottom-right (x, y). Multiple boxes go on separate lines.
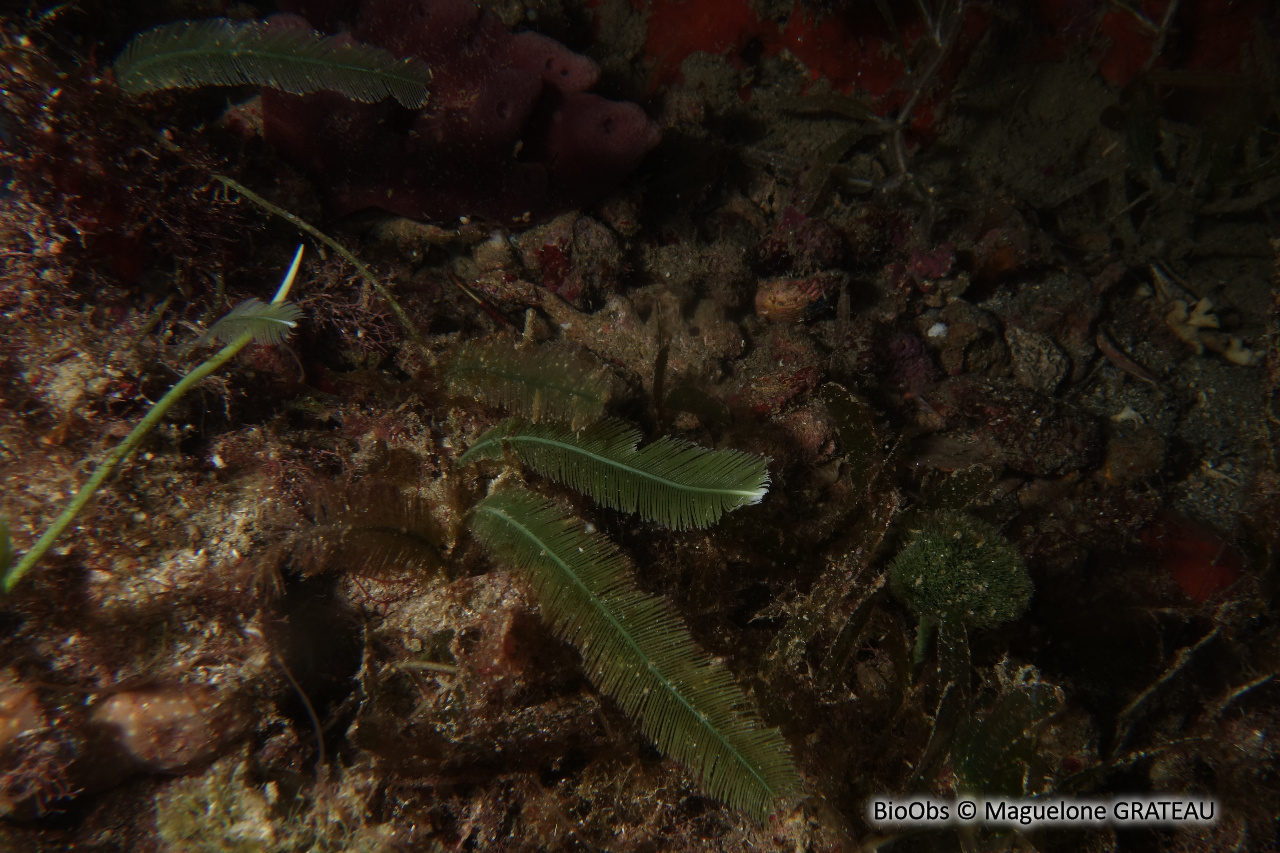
top-left (727, 325), bottom-right (822, 416)
top-left (756, 207), bottom-right (848, 274)
top-left (89, 686), bottom-right (248, 773)
top-left (908, 242), bottom-right (956, 281)
top-left (883, 333), bottom-right (940, 394)
top-left (515, 213), bottom-right (625, 307)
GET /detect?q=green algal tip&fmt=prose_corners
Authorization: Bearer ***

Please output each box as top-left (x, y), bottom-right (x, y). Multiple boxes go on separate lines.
top-left (889, 511), bottom-right (1032, 631)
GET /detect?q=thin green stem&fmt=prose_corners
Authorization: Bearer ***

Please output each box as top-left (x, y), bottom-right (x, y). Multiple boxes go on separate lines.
top-left (911, 615), bottom-right (937, 667)
top-left (3, 246), bottom-right (304, 593)
top-left (213, 175), bottom-right (424, 346)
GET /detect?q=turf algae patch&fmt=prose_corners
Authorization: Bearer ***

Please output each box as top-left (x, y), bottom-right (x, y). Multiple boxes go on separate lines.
top-left (446, 338), bottom-right (613, 428)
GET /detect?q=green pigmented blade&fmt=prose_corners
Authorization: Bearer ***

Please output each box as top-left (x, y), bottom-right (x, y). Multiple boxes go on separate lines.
top-left (469, 487), bottom-right (801, 819)
top-left (460, 418), bottom-right (770, 530)
top-left (115, 18), bottom-right (432, 108)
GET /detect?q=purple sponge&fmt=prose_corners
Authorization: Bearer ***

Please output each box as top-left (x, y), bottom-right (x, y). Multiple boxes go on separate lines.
top-left (265, 0), bottom-right (659, 223)
top-left (510, 31), bottom-right (599, 93)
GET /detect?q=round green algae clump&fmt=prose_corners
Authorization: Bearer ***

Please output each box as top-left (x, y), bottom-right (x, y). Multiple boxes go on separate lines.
top-left (889, 512), bottom-right (1032, 628)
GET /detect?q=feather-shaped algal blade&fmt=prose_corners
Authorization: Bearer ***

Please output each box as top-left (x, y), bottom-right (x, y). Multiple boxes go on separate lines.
top-left (459, 419), bottom-right (770, 530)
top-left (114, 19), bottom-right (433, 109)
top-left (292, 481), bottom-right (446, 578)
top-left (446, 338), bottom-right (613, 429)
top-left (205, 298), bottom-right (303, 346)
top-left (470, 488), bottom-right (801, 820)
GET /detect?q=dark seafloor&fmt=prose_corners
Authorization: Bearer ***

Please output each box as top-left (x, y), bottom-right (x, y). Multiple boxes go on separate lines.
top-left (0, 0), bottom-right (1278, 851)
